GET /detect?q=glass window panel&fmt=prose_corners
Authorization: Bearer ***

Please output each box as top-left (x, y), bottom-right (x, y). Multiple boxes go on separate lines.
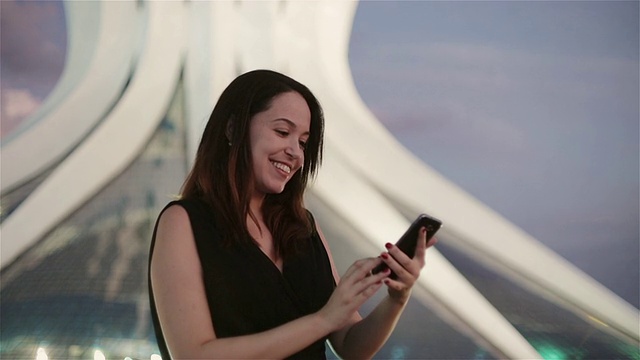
top-left (0, 79), bottom-right (187, 359)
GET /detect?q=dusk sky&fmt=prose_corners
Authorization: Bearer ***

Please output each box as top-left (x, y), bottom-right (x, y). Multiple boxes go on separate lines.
top-left (1, 0), bottom-right (638, 307)
top-left (0, 0), bottom-right (66, 137)
top-left (350, 1), bottom-right (639, 307)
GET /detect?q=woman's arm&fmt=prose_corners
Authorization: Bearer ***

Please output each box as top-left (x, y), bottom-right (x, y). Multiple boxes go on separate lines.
top-left (150, 205), bottom-right (388, 359)
top-left (316, 221), bottom-right (435, 359)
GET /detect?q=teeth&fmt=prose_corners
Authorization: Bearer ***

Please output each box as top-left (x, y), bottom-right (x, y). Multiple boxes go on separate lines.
top-left (271, 161), bottom-right (291, 174)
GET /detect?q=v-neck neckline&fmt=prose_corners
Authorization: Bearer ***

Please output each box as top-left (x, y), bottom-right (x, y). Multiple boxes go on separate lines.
top-left (251, 241), bottom-right (285, 276)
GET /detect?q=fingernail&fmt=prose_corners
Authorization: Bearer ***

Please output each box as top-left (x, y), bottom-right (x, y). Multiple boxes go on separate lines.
top-left (384, 279), bottom-right (390, 284)
top-left (381, 253), bottom-right (389, 259)
top-left (385, 243), bottom-right (393, 249)
top-left (384, 268), bottom-right (391, 274)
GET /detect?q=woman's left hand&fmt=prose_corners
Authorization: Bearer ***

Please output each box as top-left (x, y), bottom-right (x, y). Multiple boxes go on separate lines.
top-left (380, 227), bottom-right (437, 304)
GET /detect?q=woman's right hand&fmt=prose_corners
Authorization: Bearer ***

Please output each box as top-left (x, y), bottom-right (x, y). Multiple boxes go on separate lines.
top-left (317, 257), bottom-right (391, 332)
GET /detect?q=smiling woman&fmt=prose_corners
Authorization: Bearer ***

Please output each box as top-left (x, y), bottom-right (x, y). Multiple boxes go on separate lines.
top-left (0, 0), bottom-right (67, 138)
top-left (148, 69), bottom-right (437, 359)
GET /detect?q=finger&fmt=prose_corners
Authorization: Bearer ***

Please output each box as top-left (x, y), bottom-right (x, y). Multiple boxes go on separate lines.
top-left (357, 277), bottom-right (385, 300)
top-left (413, 226), bottom-right (428, 261)
top-left (353, 266), bottom-right (390, 295)
top-left (359, 257), bottom-right (384, 278)
top-left (385, 243), bottom-right (414, 271)
top-left (343, 257), bottom-right (383, 284)
top-left (365, 257), bottom-right (385, 276)
top-left (380, 251), bottom-right (413, 281)
top-left (341, 258), bottom-right (372, 280)
top-left (427, 236), bottom-right (438, 248)
top-left (383, 277), bottom-right (408, 293)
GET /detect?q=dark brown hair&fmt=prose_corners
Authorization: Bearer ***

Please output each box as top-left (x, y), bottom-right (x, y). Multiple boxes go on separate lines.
top-left (181, 70), bottom-right (324, 259)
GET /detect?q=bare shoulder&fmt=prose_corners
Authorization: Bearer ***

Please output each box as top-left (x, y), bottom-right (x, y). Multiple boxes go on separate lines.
top-left (158, 204), bottom-right (190, 230)
top-left (155, 204), bottom-right (195, 243)
top-left (153, 204), bottom-right (198, 268)
top-left (151, 203), bottom-right (215, 356)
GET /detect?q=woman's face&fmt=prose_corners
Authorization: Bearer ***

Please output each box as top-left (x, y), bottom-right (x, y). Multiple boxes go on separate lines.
top-left (249, 91), bottom-right (311, 197)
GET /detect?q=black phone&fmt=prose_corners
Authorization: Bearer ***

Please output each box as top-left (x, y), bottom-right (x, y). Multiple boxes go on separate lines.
top-left (372, 214), bottom-right (442, 278)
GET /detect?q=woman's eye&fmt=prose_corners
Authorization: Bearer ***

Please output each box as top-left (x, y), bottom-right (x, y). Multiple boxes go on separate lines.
top-left (275, 130), bottom-right (288, 136)
top-left (299, 141), bottom-right (307, 150)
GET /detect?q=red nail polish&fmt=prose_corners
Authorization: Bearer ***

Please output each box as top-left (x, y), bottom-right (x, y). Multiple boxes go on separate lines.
top-left (381, 253), bottom-right (389, 259)
top-left (385, 243), bottom-right (393, 249)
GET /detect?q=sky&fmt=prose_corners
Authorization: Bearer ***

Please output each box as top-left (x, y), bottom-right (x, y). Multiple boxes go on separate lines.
top-left (349, 1), bottom-right (639, 307)
top-left (0, 0), bottom-right (66, 137)
top-left (0, 0), bottom-right (638, 308)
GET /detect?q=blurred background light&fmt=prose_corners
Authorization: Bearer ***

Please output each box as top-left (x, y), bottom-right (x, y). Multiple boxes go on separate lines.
top-left (35, 347), bottom-right (48, 360)
top-left (94, 349), bottom-right (106, 360)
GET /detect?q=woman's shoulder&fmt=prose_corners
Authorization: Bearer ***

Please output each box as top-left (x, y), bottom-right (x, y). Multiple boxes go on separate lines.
top-left (160, 198), bottom-right (211, 219)
top-left (159, 201), bottom-right (190, 223)
top-left (161, 197), bottom-right (222, 239)
top-left (155, 201), bottom-right (193, 239)
top-left (155, 198), bottom-right (211, 233)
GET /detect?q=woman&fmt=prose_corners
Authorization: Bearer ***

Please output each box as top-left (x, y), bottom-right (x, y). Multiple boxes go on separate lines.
top-left (148, 70), bottom-right (436, 359)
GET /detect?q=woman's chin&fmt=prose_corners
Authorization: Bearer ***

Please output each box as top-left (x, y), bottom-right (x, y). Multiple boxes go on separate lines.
top-left (261, 183), bottom-right (287, 195)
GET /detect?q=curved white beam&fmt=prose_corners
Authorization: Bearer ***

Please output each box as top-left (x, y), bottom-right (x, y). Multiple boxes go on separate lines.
top-left (300, 1), bottom-right (639, 343)
top-left (267, 2), bottom-right (540, 356)
top-left (194, 1), bottom-right (540, 357)
top-left (183, 1), bottom-right (213, 168)
top-left (1, 0), bottom-right (633, 357)
top-left (1, 1), bottom-right (186, 267)
top-left (310, 145), bottom-right (541, 359)
top-left (1, 1), bottom-right (139, 194)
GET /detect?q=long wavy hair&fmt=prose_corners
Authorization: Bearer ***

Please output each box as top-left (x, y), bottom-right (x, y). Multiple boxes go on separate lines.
top-left (181, 70), bottom-right (324, 259)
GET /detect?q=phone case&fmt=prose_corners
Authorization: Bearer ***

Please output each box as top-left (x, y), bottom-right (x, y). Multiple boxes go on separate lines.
top-left (396, 214), bottom-right (442, 257)
top-left (372, 214), bottom-right (442, 278)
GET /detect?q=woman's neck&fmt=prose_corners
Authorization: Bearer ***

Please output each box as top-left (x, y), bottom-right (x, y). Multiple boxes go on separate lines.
top-left (247, 194), bottom-right (281, 268)
top-left (247, 193), bottom-right (266, 237)
top-left (249, 193), bottom-right (265, 216)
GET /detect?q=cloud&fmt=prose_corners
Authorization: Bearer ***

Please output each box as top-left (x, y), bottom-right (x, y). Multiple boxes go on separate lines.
top-left (0, 88), bottom-right (42, 137)
top-left (352, 39), bottom-right (637, 159)
top-left (0, 0), bottom-right (66, 136)
top-left (0, 0), bottom-right (66, 95)
top-left (351, 35), bottom-right (638, 248)
top-left (356, 39), bottom-right (637, 105)
top-left (0, 0), bottom-right (66, 72)
top-left (354, 42), bottom-right (532, 163)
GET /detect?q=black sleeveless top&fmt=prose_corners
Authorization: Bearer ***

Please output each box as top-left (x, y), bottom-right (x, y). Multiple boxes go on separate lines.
top-left (148, 199), bottom-right (336, 359)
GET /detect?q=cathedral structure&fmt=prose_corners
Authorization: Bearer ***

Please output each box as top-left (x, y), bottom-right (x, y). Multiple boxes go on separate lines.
top-left (1, 2), bottom-right (637, 358)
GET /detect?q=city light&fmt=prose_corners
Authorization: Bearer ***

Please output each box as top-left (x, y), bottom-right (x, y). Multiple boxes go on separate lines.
top-left (94, 349), bottom-right (106, 360)
top-left (36, 347), bottom-right (48, 360)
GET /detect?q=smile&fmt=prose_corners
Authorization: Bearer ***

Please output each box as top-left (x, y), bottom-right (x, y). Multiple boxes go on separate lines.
top-left (271, 161), bottom-right (291, 174)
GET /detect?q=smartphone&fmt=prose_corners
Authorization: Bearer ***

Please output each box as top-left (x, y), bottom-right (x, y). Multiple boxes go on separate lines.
top-left (372, 214), bottom-right (442, 278)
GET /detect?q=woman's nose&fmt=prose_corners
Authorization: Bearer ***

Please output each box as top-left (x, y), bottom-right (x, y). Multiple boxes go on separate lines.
top-left (285, 141), bottom-right (303, 159)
